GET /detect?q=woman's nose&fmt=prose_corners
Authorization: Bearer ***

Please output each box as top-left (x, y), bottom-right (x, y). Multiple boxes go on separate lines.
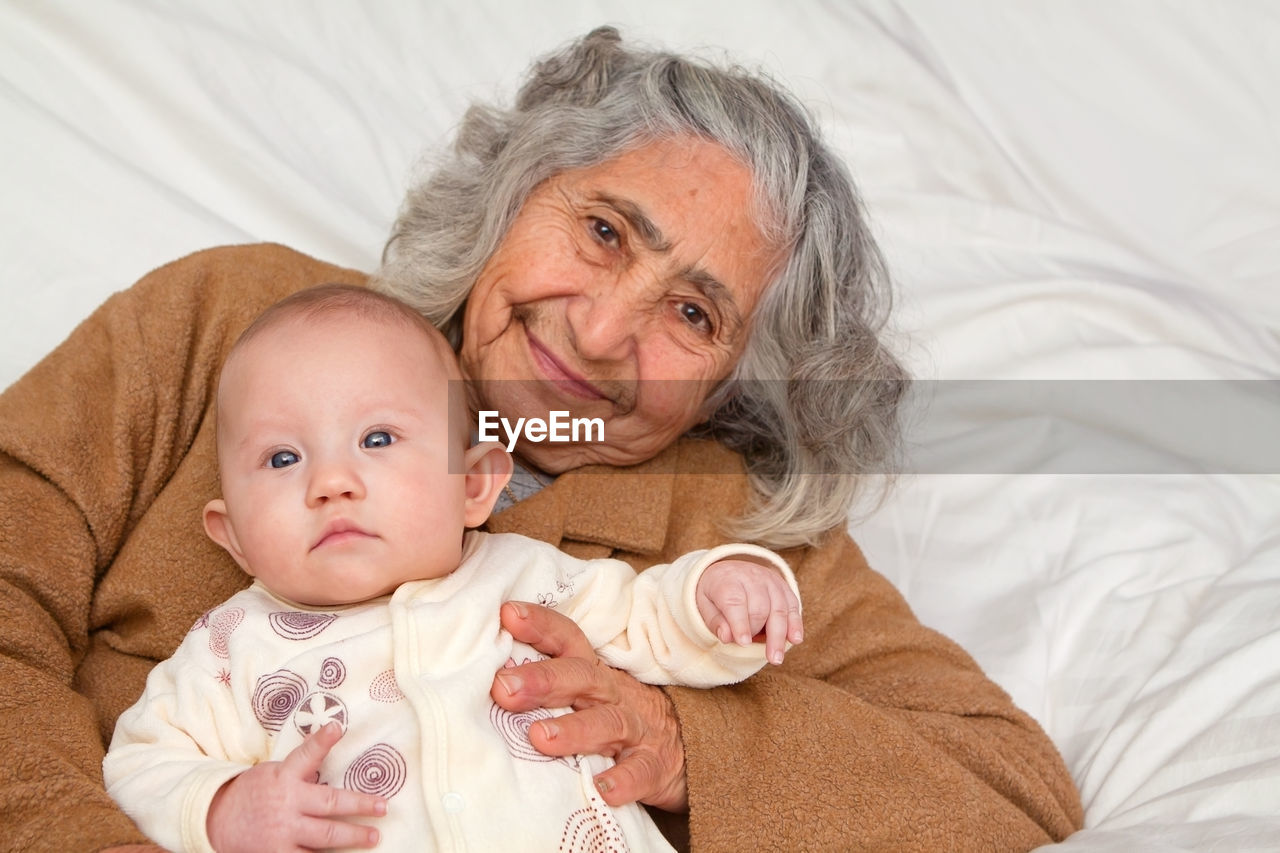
top-left (567, 272), bottom-right (646, 362)
top-left (306, 458), bottom-right (365, 506)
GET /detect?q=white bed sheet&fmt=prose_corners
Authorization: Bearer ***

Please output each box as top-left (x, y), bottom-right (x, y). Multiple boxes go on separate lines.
top-left (2, 2), bottom-right (1278, 849)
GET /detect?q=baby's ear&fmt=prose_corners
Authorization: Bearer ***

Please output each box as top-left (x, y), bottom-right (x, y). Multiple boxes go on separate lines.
top-left (202, 498), bottom-right (253, 575)
top-left (461, 442), bottom-right (514, 527)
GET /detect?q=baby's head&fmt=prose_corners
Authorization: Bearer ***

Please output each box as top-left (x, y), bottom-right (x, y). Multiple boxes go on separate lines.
top-left (204, 284), bottom-right (512, 606)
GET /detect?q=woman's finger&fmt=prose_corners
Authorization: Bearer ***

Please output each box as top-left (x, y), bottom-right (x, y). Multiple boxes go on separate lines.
top-left (526, 701), bottom-right (633, 757)
top-left (492, 654), bottom-right (614, 711)
top-left (529, 701), bottom-right (688, 810)
top-left (500, 600), bottom-right (597, 660)
top-left (592, 746), bottom-right (685, 809)
top-left (493, 601), bottom-right (615, 711)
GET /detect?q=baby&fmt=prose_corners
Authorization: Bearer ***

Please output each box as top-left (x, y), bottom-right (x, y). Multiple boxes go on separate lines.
top-left (104, 284), bottom-right (801, 852)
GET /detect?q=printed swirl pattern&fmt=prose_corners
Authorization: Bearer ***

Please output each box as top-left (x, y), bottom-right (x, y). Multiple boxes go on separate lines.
top-left (251, 669), bottom-right (307, 732)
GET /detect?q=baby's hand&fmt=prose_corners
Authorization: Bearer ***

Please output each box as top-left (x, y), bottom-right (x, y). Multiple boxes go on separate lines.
top-left (695, 558), bottom-right (802, 665)
top-left (206, 722), bottom-right (386, 852)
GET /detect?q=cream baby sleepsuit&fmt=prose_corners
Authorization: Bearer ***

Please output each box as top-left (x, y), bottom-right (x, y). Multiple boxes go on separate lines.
top-left (105, 531), bottom-right (793, 852)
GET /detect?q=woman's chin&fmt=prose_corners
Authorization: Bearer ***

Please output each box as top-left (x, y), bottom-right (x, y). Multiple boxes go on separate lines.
top-left (516, 443), bottom-right (651, 474)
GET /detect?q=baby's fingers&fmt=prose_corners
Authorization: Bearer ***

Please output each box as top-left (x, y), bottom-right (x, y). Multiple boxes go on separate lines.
top-left (705, 613), bottom-right (735, 646)
top-left (282, 721), bottom-right (345, 780)
top-left (292, 726), bottom-right (387, 849)
top-left (763, 585), bottom-right (803, 665)
top-left (296, 814), bottom-right (382, 850)
top-left (719, 593), bottom-right (757, 647)
top-left (300, 780), bottom-right (388, 820)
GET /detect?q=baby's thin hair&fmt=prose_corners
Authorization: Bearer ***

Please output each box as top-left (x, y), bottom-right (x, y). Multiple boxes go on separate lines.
top-left (232, 283), bottom-right (438, 355)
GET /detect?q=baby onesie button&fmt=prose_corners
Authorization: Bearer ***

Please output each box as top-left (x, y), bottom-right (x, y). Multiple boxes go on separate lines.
top-left (441, 791), bottom-right (465, 813)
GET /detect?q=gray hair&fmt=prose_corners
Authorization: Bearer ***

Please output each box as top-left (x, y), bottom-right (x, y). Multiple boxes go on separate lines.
top-left (373, 26), bottom-right (906, 548)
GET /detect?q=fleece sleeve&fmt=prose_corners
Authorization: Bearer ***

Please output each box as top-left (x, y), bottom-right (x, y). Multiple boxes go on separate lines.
top-left (556, 543), bottom-right (798, 688)
top-left (102, 636), bottom-right (250, 853)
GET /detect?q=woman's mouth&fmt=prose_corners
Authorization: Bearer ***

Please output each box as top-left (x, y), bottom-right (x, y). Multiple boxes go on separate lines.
top-left (525, 330), bottom-right (610, 402)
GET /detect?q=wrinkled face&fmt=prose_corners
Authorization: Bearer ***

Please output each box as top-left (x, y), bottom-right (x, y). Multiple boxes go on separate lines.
top-left (208, 314), bottom-right (473, 606)
top-left (458, 136), bottom-right (782, 472)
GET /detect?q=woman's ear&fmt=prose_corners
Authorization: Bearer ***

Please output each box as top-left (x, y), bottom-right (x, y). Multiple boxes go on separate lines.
top-left (462, 442), bottom-right (515, 527)
top-left (203, 498), bottom-right (253, 575)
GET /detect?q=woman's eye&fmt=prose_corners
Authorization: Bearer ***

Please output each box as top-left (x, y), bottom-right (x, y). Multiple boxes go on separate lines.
top-left (589, 217), bottom-right (620, 247)
top-left (362, 430), bottom-right (394, 449)
top-left (678, 302), bottom-right (713, 334)
top-left (269, 450), bottom-right (299, 469)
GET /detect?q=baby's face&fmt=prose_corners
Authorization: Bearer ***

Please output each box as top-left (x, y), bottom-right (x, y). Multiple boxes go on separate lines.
top-left (210, 312), bottom-right (470, 605)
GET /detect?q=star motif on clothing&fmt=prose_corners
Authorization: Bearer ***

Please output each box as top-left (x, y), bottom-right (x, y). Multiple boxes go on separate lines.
top-left (216, 669), bottom-right (232, 688)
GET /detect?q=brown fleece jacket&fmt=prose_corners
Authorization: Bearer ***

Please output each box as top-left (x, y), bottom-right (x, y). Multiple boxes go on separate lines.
top-left (0, 244), bottom-right (1082, 852)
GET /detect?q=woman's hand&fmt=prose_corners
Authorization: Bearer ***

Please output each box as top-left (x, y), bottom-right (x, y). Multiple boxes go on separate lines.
top-left (490, 601), bottom-right (689, 812)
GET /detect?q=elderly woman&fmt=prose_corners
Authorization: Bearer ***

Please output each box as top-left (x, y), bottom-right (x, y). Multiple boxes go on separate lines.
top-left (0, 27), bottom-right (1081, 852)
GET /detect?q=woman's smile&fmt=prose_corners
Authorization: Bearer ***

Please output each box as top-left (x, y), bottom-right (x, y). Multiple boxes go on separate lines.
top-left (524, 327), bottom-right (610, 402)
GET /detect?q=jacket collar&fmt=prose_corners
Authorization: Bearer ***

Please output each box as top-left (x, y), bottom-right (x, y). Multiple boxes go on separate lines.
top-left (484, 443), bottom-right (678, 556)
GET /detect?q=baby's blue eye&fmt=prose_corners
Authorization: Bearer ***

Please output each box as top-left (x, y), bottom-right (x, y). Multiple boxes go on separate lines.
top-left (362, 431), bottom-right (393, 449)
top-left (269, 450), bottom-right (299, 469)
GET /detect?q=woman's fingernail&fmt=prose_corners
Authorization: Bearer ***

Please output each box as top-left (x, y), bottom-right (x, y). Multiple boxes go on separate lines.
top-left (509, 601), bottom-right (528, 618)
top-left (536, 720), bottom-right (559, 741)
top-left (496, 673), bottom-right (523, 696)
top-left (595, 776), bottom-right (613, 795)
top-left (770, 650), bottom-right (784, 665)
